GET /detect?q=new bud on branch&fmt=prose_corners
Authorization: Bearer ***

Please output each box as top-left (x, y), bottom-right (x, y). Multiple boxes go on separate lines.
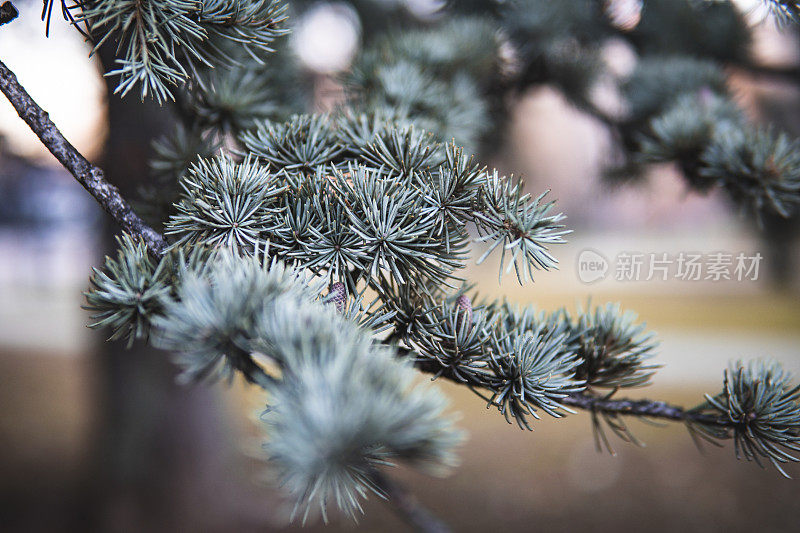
top-left (455, 294), bottom-right (473, 333)
top-left (326, 281), bottom-right (347, 313)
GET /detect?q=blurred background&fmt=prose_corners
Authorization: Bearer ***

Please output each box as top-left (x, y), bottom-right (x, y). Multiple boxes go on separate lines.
top-left (1, 0), bottom-right (799, 531)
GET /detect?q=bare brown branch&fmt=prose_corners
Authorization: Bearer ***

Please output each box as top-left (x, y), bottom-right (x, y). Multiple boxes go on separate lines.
top-left (412, 355), bottom-right (731, 428)
top-left (560, 392), bottom-right (729, 427)
top-left (0, 57), bottom-right (167, 255)
top-left (0, 1), bottom-right (17, 26)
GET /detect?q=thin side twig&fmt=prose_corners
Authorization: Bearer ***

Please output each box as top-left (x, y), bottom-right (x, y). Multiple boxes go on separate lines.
top-left (0, 57), bottom-right (167, 255)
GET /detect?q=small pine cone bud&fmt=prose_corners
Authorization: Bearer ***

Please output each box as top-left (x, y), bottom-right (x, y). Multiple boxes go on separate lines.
top-left (698, 85), bottom-right (714, 107)
top-left (326, 282), bottom-right (346, 313)
top-left (455, 294), bottom-right (473, 333)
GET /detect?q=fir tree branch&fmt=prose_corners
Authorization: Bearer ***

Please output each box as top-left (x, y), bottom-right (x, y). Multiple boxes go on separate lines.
top-left (370, 469), bottom-right (451, 533)
top-left (0, 57), bottom-right (167, 255)
top-left (413, 356), bottom-right (730, 427)
top-left (560, 392), bottom-right (729, 427)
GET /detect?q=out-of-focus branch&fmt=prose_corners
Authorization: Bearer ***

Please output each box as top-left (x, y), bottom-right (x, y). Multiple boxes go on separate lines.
top-left (370, 469), bottom-right (451, 533)
top-left (0, 1), bottom-right (18, 26)
top-left (740, 62), bottom-right (800, 83)
top-left (0, 57), bottom-right (167, 255)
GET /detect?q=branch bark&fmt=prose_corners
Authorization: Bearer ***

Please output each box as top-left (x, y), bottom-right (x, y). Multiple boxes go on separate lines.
top-left (412, 356), bottom-right (731, 429)
top-left (0, 1), bottom-right (18, 26)
top-left (560, 392), bottom-right (729, 427)
top-left (0, 57), bottom-right (167, 256)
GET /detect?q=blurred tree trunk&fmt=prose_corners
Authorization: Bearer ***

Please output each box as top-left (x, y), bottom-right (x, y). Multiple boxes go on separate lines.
top-left (754, 82), bottom-right (800, 288)
top-left (759, 212), bottom-right (797, 287)
top-left (76, 49), bottom-right (233, 532)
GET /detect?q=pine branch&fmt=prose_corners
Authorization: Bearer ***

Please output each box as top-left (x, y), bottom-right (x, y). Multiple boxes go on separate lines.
top-left (0, 57), bottom-right (167, 255)
top-left (413, 355), bottom-right (730, 427)
top-left (560, 392), bottom-right (729, 427)
top-left (370, 469), bottom-right (451, 533)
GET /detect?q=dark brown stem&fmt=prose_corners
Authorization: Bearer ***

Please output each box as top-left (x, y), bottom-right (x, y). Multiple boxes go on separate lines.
top-left (580, 99), bottom-right (624, 132)
top-left (0, 1), bottom-right (18, 26)
top-left (560, 392), bottom-right (729, 427)
top-left (370, 469), bottom-right (451, 533)
top-left (739, 62), bottom-right (800, 84)
top-left (411, 355), bottom-right (731, 428)
top-left (0, 57), bottom-right (167, 255)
